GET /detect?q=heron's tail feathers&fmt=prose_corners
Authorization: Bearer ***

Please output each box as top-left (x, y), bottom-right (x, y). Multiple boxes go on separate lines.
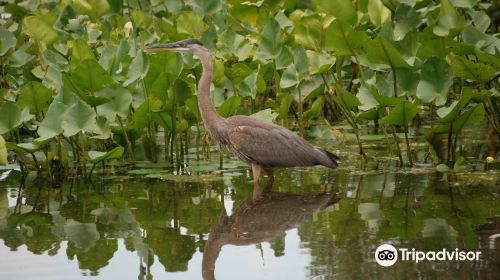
top-left (317, 148), bottom-right (340, 168)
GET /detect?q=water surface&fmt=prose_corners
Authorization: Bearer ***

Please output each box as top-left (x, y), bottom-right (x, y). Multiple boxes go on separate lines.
top-left (0, 133), bottom-right (498, 279)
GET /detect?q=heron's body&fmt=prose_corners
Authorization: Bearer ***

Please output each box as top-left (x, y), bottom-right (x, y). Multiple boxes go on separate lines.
top-left (147, 39), bottom-right (339, 185)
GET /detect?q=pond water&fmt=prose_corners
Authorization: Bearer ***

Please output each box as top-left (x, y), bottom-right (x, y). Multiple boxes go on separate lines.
top-left (0, 129), bottom-right (498, 279)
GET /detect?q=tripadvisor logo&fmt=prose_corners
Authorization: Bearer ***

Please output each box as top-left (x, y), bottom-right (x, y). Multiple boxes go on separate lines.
top-left (374, 244), bottom-right (482, 267)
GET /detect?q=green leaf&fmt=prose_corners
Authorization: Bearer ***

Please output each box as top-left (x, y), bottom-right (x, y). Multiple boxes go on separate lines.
top-left (453, 103), bottom-right (484, 133)
top-left (153, 111), bottom-right (173, 132)
top-left (433, 0), bottom-right (469, 37)
top-left (129, 98), bottom-right (163, 130)
top-left (177, 11), bottom-right (206, 38)
top-left (448, 53), bottom-right (496, 83)
top-left (22, 11), bottom-right (58, 46)
top-left (250, 109), bottom-right (278, 122)
top-left (313, 0), bottom-right (357, 25)
top-left (306, 50), bottom-right (335, 75)
top-left (217, 29), bottom-right (253, 61)
top-left (450, 0), bottom-right (478, 8)
top-left (17, 82), bottom-right (53, 115)
top-left (394, 4), bottom-right (420, 40)
top-left (96, 87), bottom-right (133, 120)
top-left (356, 82), bottom-right (380, 110)
top-left (368, 0), bottom-right (392, 26)
top-left (382, 100), bottom-right (420, 125)
top-left (280, 65), bottom-right (300, 89)
top-left (365, 37), bottom-right (411, 68)
top-left (170, 79), bottom-right (192, 106)
top-left (131, 10), bottom-right (153, 29)
top-left (0, 135), bottom-right (7, 165)
top-left (436, 87), bottom-right (473, 122)
top-left (337, 86), bottom-right (362, 109)
top-left (308, 125), bottom-right (336, 140)
top-left (278, 92), bottom-right (294, 119)
top-left (325, 20), bottom-right (369, 56)
top-left (416, 57), bottom-right (453, 105)
top-left (37, 102), bottom-right (69, 140)
top-left (124, 51), bottom-right (149, 86)
top-left (238, 72), bottom-right (259, 98)
top-left (10, 42), bottom-right (35, 68)
top-left (255, 19), bottom-right (282, 62)
top-left (217, 95), bottom-right (241, 118)
top-left (226, 63), bottom-right (253, 84)
top-left (6, 142), bottom-right (48, 153)
top-left (188, 0), bottom-right (221, 15)
top-left (292, 14), bottom-right (324, 51)
top-left (62, 100), bottom-right (97, 137)
top-left (72, 0), bottom-right (110, 18)
top-left (70, 39), bottom-right (96, 70)
top-left (0, 102), bottom-right (32, 134)
top-left (303, 96), bottom-right (324, 120)
top-left (294, 45), bottom-right (309, 80)
top-left (43, 49), bottom-right (69, 72)
top-left (88, 146), bottom-right (124, 164)
top-left (0, 27), bottom-right (16, 56)
top-left (70, 59), bottom-right (115, 93)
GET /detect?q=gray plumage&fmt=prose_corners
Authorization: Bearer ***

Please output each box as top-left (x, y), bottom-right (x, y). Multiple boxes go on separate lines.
top-left (146, 39), bottom-right (339, 184)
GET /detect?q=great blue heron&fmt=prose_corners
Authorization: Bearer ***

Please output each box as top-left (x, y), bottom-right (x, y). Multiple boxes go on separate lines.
top-left (147, 39), bottom-right (339, 185)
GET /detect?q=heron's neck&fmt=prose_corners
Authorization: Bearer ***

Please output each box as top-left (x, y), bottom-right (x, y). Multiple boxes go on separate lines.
top-left (196, 49), bottom-right (227, 143)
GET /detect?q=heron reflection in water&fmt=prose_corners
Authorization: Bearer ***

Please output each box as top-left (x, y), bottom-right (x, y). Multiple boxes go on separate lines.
top-left (201, 185), bottom-right (340, 280)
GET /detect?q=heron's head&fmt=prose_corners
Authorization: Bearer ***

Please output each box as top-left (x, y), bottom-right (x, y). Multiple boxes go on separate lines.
top-left (146, 38), bottom-right (206, 55)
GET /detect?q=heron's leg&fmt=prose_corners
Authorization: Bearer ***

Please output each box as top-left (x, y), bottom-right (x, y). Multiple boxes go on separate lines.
top-left (251, 163), bottom-right (263, 201)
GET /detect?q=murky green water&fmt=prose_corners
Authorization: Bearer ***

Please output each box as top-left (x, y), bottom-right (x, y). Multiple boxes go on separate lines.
top-left (0, 130), bottom-right (499, 279)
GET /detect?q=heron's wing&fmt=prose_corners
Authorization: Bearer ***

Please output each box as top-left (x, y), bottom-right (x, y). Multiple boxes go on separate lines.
top-left (227, 124), bottom-right (321, 168)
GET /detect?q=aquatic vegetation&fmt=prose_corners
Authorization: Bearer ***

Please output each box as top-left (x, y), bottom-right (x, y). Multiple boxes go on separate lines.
top-left (0, 0), bottom-right (498, 180)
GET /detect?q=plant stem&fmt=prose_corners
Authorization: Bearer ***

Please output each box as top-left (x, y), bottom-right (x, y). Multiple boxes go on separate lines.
top-left (117, 116), bottom-right (133, 158)
top-left (297, 85), bottom-right (304, 136)
top-left (404, 123), bottom-right (413, 166)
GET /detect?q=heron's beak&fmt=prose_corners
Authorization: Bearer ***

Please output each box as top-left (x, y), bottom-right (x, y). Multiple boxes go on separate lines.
top-left (146, 42), bottom-right (189, 53)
